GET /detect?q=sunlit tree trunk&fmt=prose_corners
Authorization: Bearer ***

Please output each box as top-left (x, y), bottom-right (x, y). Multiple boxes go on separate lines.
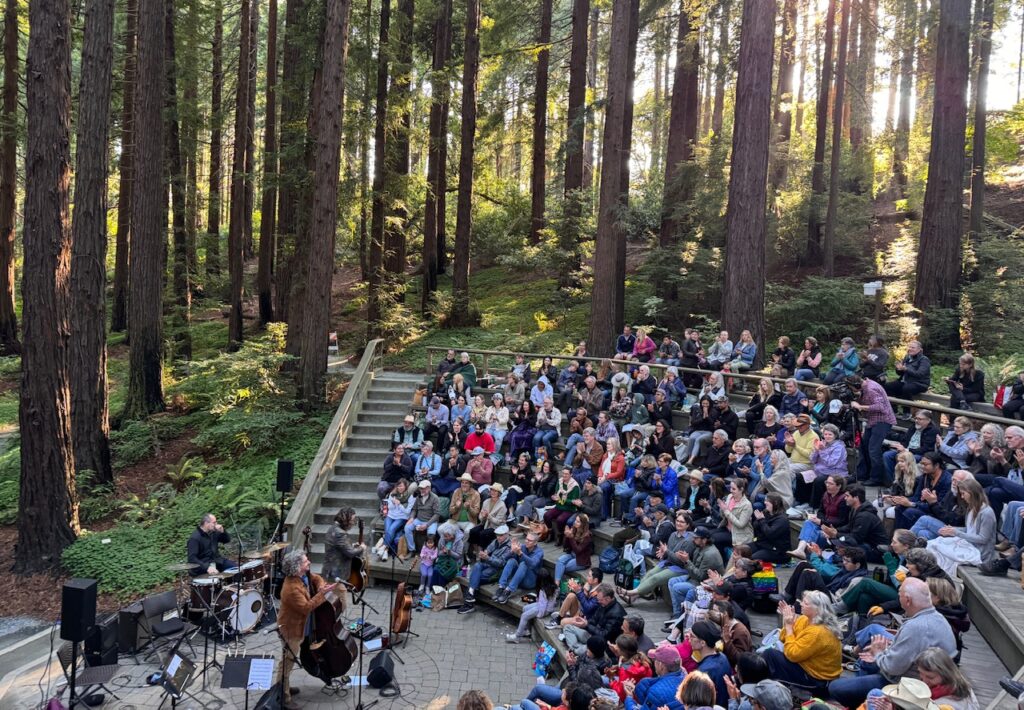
top-left (110, 0), bottom-right (137, 331)
top-left (528, 0), bottom-right (551, 245)
top-left (258, 0), bottom-right (279, 325)
top-left (805, 0), bottom-right (836, 264)
top-left (822, 0), bottom-right (851, 277)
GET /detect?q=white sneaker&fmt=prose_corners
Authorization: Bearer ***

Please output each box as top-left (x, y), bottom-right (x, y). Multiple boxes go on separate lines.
top-left (381, 549), bottom-right (389, 562)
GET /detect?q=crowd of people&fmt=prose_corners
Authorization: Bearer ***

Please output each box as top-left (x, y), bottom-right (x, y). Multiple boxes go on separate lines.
top-left (352, 333), bottom-right (1024, 710)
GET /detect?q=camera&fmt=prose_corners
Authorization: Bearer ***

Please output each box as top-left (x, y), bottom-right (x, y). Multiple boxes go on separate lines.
top-left (828, 381), bottom-right (856, 405)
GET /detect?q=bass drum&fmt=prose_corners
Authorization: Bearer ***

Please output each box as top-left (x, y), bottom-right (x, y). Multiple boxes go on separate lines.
top-left (215, 585), bottom-right (265, 633)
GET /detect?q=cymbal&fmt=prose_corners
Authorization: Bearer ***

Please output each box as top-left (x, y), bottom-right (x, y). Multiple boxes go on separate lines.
top-left (242, 549), bottom-right (270, 559)
top-left (262, 542), bottom-right (289, 553)
top-left (166, 562), bottom-right (197, 572)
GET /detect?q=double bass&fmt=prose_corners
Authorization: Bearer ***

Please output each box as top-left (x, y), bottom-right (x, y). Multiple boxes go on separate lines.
top-left (347, 519), bottom-right (369, 600)
top-left (299, 526), bottom-right (357, 683)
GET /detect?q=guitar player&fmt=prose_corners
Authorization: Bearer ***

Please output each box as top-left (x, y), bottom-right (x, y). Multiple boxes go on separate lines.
top-left (322, 507), bottom-right (366, 610)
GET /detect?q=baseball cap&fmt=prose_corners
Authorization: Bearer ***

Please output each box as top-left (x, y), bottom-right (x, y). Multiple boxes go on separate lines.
top-left (740, 681), bottom-right (793, 710)
top-left (470, 446), bottom-right (485, 455)
top-left (494, 525), bottom-right (510, 535)
top-left (692, 526), bottom-right (712, 539)
top-left (647, 643), bottom-right (681, 665)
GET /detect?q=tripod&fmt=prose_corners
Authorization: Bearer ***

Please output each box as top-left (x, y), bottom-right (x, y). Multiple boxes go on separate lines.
top-left (353, 596), bottom-right (378, 710)
top-left (196, 599), bottom-right (224, 689)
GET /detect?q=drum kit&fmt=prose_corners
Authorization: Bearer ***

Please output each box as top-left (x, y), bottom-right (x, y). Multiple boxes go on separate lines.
top-left (167, 541), bottom-right (290, 638)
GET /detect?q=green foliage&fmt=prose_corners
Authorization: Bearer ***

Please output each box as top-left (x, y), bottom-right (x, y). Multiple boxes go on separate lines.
top-left (109, 420), bottom-right (159, 467)
top-left (963, 235), bottom-right (1024, 356)
top-left (765, 277), bottom-right (869, 343)
top-left (0, 443), bottom-right (18, 525)
top-left (165, 456), bottom-right (205, 492)
top-left (192, 408), bottom-right (306, 457)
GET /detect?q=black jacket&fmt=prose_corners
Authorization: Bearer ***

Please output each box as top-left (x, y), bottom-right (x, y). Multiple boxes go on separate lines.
top-left (383, 453), bottom-right (414, 484)
top-left (949, 369), bottom-right (986, 402)
top-left (646, 432), bottom-right (676, 459)
top-left (772, 348), bottom-right (796, 373)
top-left (895, 423), bottom-right (940, 456)
top-left (648, 401), bottom-right (674, 428)
top-left (838, 502), bottom-right (887, 548)
top-left (187, 526), bottom-right (230, 574)
top-left (703, 444), bottom-right (730, 478)
top-left (585, 599), bottom-right (627, 641)
top-left (710, 408), bottom-right (739, 441)
top-left (752, 513), bottom-right (791, 560)
top-left (897, 353), bottom-right (931, 389)
top-left (746, 392), bottom-right (782, 423)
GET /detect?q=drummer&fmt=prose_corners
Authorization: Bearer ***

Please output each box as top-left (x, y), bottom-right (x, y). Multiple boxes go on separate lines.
top-left (187, 513), bottom-right (236, 576)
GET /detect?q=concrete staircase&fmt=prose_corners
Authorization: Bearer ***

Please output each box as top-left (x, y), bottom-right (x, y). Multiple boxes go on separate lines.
top-left (305, 370), bottom-right (422, 567)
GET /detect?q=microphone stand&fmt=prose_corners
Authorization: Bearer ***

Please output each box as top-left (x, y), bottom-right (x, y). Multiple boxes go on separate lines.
top-left (229, 516), bottom-right (246, 648)
top-left (354, 595), bottom-right (378, 710)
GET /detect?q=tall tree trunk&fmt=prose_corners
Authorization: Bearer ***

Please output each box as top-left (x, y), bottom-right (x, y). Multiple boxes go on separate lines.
top-left (258, 0), bottom-right (279, 325)
top-left (968, 0), bottom-right (993, 242)
top-left (561, 0), bottom-right (589, 288)
top-left (366, 0), bottom-right (391, 336)
top-left (358, 0), bottom-right (372, 283)
top-left (382, 0), bottom-right (413, 288)
top-left (822, 0), bottom-right (851, 277)
top-left (588, 0), bottom-right (633, 357)
top-left (123, 0), bottom-right (166, 419)
top-left (528, 0), bottom-right (552, 245)
top-left (17, 0), bottom-right (79, 572)
top-left (0, 0), bottom-right (19, 353)
top-left (583, 3), bottom-right (598, 191)
top-left (613, 0), bottom-right (638, 331)
top-left (227, 0), bottom-right (252, 347)
top-left (850, 0), bottom-right (877, 192)
top-left (110, 0), bottom-right (137, 331)
top-left (769, 0), bottom-right (797, 192)
top-left (805, 0), bottom-right (836, 264)
top-left (181, 0), bottom-right (199, 280)
top-left (651, 28), bottom-right (664, 176)
top-left (205, 0), bottom-right (223, 276)
top-left (916, 0), bottom-right (935, 128)
top-left (243, 0), bottom-right (258, 261)
top-left (721, 0), bottom-right (776, 367)
top-left (166, 0), bottom-right (192, 360)
top-left (421, 0), bottom-right (451, 312)
top-left (893, 0), bottom-right (916, 194)
top-left (711, 0), bottom-right (730, 139)
top-left (913, 0), bottom-right (970, 350)
top-left (794, 0), bottom-right (808, 134)
top-left (658, 0), bottom-right (699, 247)
top-left (700, 15), bottom-right (712, 137)
top-left (70, 0), bottom-right (115, 485)
top-left (435, 2), bottom-right (452, 275)
top-left (298, 0), bottom-right (351, 405)
top-left (448, 0), bottom-right (480, 326)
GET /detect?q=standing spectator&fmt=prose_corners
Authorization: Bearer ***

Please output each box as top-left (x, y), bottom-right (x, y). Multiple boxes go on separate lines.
top-left (946, 353), bottom-right (986, 411)
top-left (707, 331), bottom-right (735, 370)
top-left (615, 325), bottom-right (637, 360)
top-left (860, 334), bottom-right (890, 383)
top-left (823, 338), bottom-right (860, 385)
top-left (794, 337), bottom-right (823, 382)
top-left (681, 330), bottom-right (704, 387)
top-left (883, 340), bottom-right (932, 400)
top-left (847, 375), bottom-right (897, 486)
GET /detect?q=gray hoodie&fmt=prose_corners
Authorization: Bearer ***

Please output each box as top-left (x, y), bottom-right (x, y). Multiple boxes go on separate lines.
top-left (877, 606), bottom-right (957, 681)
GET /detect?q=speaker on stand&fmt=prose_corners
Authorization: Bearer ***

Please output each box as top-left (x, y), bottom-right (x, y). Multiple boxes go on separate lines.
top-left (61, 579), bottom-right (98, 708)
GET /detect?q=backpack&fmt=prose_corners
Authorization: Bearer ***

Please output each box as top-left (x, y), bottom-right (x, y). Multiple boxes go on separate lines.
top-left (599, 546), bottom-right (622, 574)
top-left (614, 559), bottom-right (638, 590)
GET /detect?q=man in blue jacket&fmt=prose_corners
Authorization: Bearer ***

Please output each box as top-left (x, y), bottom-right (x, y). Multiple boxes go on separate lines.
top-left (624, 644), bottom-right (685, 710)
top-left (493, 532), bottom-right (544, 604)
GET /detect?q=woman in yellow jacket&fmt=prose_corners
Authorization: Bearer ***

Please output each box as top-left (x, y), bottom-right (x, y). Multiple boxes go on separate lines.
top-left (761, 590), bottom-right (842, 692)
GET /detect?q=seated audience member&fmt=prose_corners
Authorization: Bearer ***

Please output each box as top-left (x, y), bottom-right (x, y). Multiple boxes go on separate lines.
top-left (806, 424), bottom-right (847, 508)
top-left (555, 514), bottom-right (595, 586)
top-left (754, 449), bottom-right (794, 510)
top-left (608, 634), bottom-right (654, 703)
top-left (883, 340), bottom-right (932, 400)
top-left (729, 679), bottom-right (792, 710)
top-left (446, 352), bottom-right (478, 389)
top-left (657, 335), bottom-right (682, 367)
top-left (831, 483), bottom-right (888, 560)
top-left (615, 325), bottom-right (637, 360)
top-left (572, 477), bottom-right (603, 526)
top-left (380, 479), bottom-right (415, 557)
top-left (465, 420), bottom-right (495, 458)
top-left (465, 446), bottom-right (494, 485)
top-left (784, 413), bottom-right (819, 481)
top-left (645, 420), bottom-right (677, 460)
top-left (529, 377), bottom-right (552, 409)
top-left (413, 440), bottom-right (442, 482)
top-left (609, 386), bottom-right (635, 428)
top-left (881, 452), bottom-right (920, 522)
top-left (544, 467), bottom-right (582, 539)
top-left (484, 393), bottom-right (510, 464)
top-left (563, 583), bottom-right (627, 655)
top-left (708, 600), bottom-right (753, 667)
top-left (835, 546), bottom-right (948, 616)
top-left (449, 474), bottom-right (482, 533)
top-left (620, 511), bottom-right (695, 602)
top-left (711, 395), bottom-right (740, 442)
top-left (778, 378), bottom-right (808, 418)
top-left (965, 422), bottom-right (1008, 486)
top-left (433, 349), bottom-right (458, 392)
top-left (550, 567), bottom-right (604, 628)
top-left (503, 373), bottom-right (527, 410)
top-left (657, 368), bottom-right (687, 409)
top-left (457, 690), bottom-right (493, 710)
top-left (828, 578), bottom-right (957, 708)
top-left (470, 395), bottom-right (488, 427)
top-left (620, 615), bottom-right (656, 654)
top-left (679, 397), bottom-right (716, 465)
top-left (675, 671), bottom-right (719, 710)
top-left (780, 544), bottom-right (868, 604)
top-left (755, 406), bottom-right (783, 443)
top-left (794, 337), bottom-right (824, 382)
top-left (808, 385), bottom-right (831, 428)
top-left (379, 444), bottom-right (414, 498)
top-left (727, 330), bottom-right (757, 373)
top-left (392, 414), bottom-right (424, 451)
top-left (923, 477), bottom-right (997, 566)
top-left (699, 371), bottom-right (727, 402)
top-left (859, 334), bottom-right (890, 383)
top-left (987, 425), bottom-right (1024, 519)
top-left (901, 468), bottom-right (970, 540)
top-left (938, 416), bottom-right (979, 470)
top-left (429, 521), bottom-right (466, 586)
top-left (1001, 371), bottom-right (1024, 420)
top-left (506, 571), bottom-right (559, 644)
top-left (646, 389), bottom-right (675, 432)
top-left (632, 329), bottom-right (657, 363)
top-left (688, 622), bottom-right (733, 707)
top-left (507, 401), bottom-right (538, 460)
top-left (633, 365), bottom-right (658, 404)
top-left (727, 438), bottom-right (755, 484)
top-left (512, 642), bottom-right (608, 709)
top-left (533, 397), bottom-right (563, 456)
top-left (824, 337), bottom-right (860, 385)
top-left (536, 356), bottom-right (560, 389)
top-left (947, 353), bottom-right (986, 411)
top-left (594, 411), bottom-right (618, 449)
top-left (895, 646), bottom-right (979, 709)
top-left (438, 445), bottom-right (466, 495)
top-left (597, 438), bottom-right (627, 519)
top-left (891, 452), bottom-right (952, 530)
top-left (845, 374), bottom-right (897, 486)
top-left (564, 408), bottom-right (595, 468)
top-left (744, 438), bottom-right (773, 498)
top-left (770, 337), bottom-right (797, 378)
top-left (682, 469), bottom-right (713, 515)
top-left (709, 479), bottom-right (753, 555)
top-left (510, 353), bottom-right (532, 385)
top-left (666, 526), bottom-right (726, 619)
top-left (750, 493), bottom-right (790, 562)
top-left (622, 644), bottom-right (684, 710)
top-left (403, 479), bottom-right (441, 554)
top-left (449, 379), bottom-right (472, 412)
top-left (637, 502), bottom-right (674, 548)
top-left (706, 331), bottom-right (735, 371)
top-left (490, 532), bottom-right (544, 604)
top-left (789, 474), bottom-right (849, 557)
top-left (699, 430), bottom-right (731, 482)
top-left (440, 417), bottom-right (469, 454)
top-left (883, 410), bottom-right (939, 483)
top-left (762, 591), bottom-right (842, 691)
top-left (743, 378), bottom-right (781, 434)
top-left (467, 483), bottom-right (507, 554)
top-left (578, 376), bottom-right (606, 417)
top-left (458, 526), bottom-right (514, 612)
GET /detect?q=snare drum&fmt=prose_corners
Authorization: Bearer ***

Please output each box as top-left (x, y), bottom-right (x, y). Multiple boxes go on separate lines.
top-left (239, 559), bottom-right (267, 586)
top-left (215, 585), bottom-right (265, 633)
top-left (189, 577), bottom-right (221, 609)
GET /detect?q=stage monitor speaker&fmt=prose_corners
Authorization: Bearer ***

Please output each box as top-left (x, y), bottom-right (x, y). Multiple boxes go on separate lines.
top-left (85, 613), bottom-right (119, 666)
top-left (60, 578), bottom-right (97, 642)
top-left (276, 460), bottom-right (294, 493)
top-left (253, 683), bottom-right (283, 710)
top-left (118, 601), bottom-right (149, 654)
top-left (367, 650), bottom-right (396, 689)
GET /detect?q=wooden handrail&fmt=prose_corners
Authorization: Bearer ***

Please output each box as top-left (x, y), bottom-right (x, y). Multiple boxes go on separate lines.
top-left (425, 345), bottom-right (1024, 430)
top-left (285, 338), bottom-right (385, 544)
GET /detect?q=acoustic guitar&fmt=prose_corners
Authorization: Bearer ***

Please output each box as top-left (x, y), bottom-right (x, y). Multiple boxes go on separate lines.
top-left (390, 563), bottom-right (415, 637)
top-left (347, 519), bottom-right (369, 599)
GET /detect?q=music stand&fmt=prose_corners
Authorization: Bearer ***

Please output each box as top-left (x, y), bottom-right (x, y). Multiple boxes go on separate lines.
top-left (222, 654), bottom-right (275, 710)
top-left (157, 638), bottom-right (205, 709)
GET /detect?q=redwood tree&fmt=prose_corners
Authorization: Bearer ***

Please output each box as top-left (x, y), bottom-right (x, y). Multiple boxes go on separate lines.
top-left (769, 0), bottom-right (797, 193)
top-left (123, 0), bottom-right (166, 419)
top-left (110, 0), bottom-right (137, 331)
top-left (166, 0), bottom-right (192, 359)
top-left (588, 0), bottom-right (633, 356)
top-left (893, 0), bottom-right (916, 194)
top-left (968, 0), bottom-right (993, 242)
top-left (720, 0), bottom-right (776, 364)
top-left (913, 0), bottom-right (970, 349)
top-left (205, 0), bottom-right (223, 276)
top-left (258, 0), bottom-right (279, 325)
top-left (366, 0), bottom-right (391, 335)
top-left (0, 0), bottom-right (18, 354)
top-left (382, 0), bottom-right (414, 285)
top-left (449, 0), bottom-right (480, 326)
top-left (560, 0), bottom-right (589, 287)
top-left (227, 0), bottom-right (252, 347)
top-left (70, 0), bottom-right (115, 484)
top-left (17, 0), bottom-right (79, 571)
top-left (822, 0), bottom-right (851, 277)
top-left (805, 0), bottom-right (836, 263)
top-left (528, 0), bottom-right (552, 245)
top-left (298, 0), bottom-right (351, 404)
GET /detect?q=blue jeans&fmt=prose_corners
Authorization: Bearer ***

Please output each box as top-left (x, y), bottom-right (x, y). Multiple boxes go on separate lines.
top-left (555, 553), bottom-right (585, 583)
top-left (564, 433), bottom-right (585, 467)
top-left (745, 470), bottom-right (762, 497)
top-left (600, 480), bottom-right (617, 518)
top-left (762, 648), bottom-right (827, 689)
top-left (829, 673), bottom-right (887, 708)
top-left (799, 520), bottom-right (829, 547)
top-left (627, 492), bottom-right (650, 523)
top-left (910, 515), bottom-right (946, 540)
top-left (511, 684), bottom-right (563, 710)
top-left (1001, 501), bottom-right (1024, 545)
top-left (469, 561), bottom-right (501, 591)
top-left (894, 504), bottom-right (925, 531)
top-left (487, 426), bottom-right (507, 464)
top-left (533, 429), bottom-right (558, 454)
top-left (854, 623), bottom-right (894, 648)
top-left (384, 517), bottom-right (405, 551)
top-left (404, 519), bottom-right (438, 552)
top-left (499, 559), bottom-right (538, 593)
top-left (858, 422), bottom-right (892, 483)
top-left (668, 576), bottom-right (695, 614)
top-left (794, 368), bottom-right (817, 382)
top-left (989, 477), bottom-right (1024, 519)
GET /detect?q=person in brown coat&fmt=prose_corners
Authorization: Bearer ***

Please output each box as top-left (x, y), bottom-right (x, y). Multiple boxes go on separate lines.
top-left (449, 473), bottom-right (482, 532)
top-left (278, 550), bottom-right (337, 709)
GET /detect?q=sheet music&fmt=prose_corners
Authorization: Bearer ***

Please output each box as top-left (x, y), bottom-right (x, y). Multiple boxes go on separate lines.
top-left (167, 655), bottom-right (182, 677)
top-left (363, 638), bottom-right (383, 652)
top-left (246, 658), bottom-right (275, 690)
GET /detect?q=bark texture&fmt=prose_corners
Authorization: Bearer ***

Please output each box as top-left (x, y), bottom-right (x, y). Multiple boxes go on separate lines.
top-left (770, 0), bottom-right (797, 192)
top-left (968, 0), bottom-right (993, 241)
top-left (822, 0), bottom-right (851, 277)
top-left (805, 0), bottom-right (836, 263)
top-left (110, 0), bottom-right (137, 331)
top-left (227, 0), bottom-right (252, 347)
top-left (421, 0), bottom-right (451, 312)
top-left (528, 0), bottom-right (552, 245)
top-left (166, 0), bottom-right (192, 359)
top-left (0, 0), bottom-right (19, 354)
top-left (205, 0), bottom-right (223, 276)
top-left (258, 0), bottom-right (279, 325)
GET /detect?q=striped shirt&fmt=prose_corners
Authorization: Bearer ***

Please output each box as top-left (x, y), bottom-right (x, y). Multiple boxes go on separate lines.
top-left (859, 378), bottom-right (897, 426)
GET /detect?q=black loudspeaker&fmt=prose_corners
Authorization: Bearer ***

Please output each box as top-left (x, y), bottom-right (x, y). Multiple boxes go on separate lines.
top-left (253, 683), bottom-right (283, 710)
top-left (85, 613), bottom-right (119, 666)
top-left (367, 650), bottom-right (395, 688)
top-left (60, 578), bottom-right (98, 642)
top-left (118, 601), bottom-right (149, 653)
top-left (276, 460), bottom-right (294, 493)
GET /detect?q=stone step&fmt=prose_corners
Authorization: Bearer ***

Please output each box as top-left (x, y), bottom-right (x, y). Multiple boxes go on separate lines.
top-left (362, 398), bottom-right (415, 412)
top-left (320, 489), bottom-right (381, 507)
top-left (357, 411), bottom-right (406, 424)
top-left (375, 371), bottom-right (426, 384)
top-left (351, 423), bottom-right (398, 437)
top-left (326, 474), bottom-right (381, 492)
top-left (365, 388), bottom-right (413, 402)
top-left (313, 505), bottom-right (380, 526)
top-left (333, 461), bottom-right (380, 475)
top-left (339, 446), bottom-right (393, 462)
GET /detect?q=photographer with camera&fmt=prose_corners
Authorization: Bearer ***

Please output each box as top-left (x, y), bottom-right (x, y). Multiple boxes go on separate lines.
top-left (845, 375), bottom-right (897, 487)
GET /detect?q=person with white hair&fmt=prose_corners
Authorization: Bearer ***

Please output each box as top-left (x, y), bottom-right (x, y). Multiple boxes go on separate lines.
top-left (278, 550), bottom-right (337, 708)
top-left (988, 425), bottom-right (1024, 519)
top-left (828, 577), bottom-right (957, 707)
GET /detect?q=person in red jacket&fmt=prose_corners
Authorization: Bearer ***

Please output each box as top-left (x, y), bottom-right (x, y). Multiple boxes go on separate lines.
top-left (608, 634), bottom-right (653, 702)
